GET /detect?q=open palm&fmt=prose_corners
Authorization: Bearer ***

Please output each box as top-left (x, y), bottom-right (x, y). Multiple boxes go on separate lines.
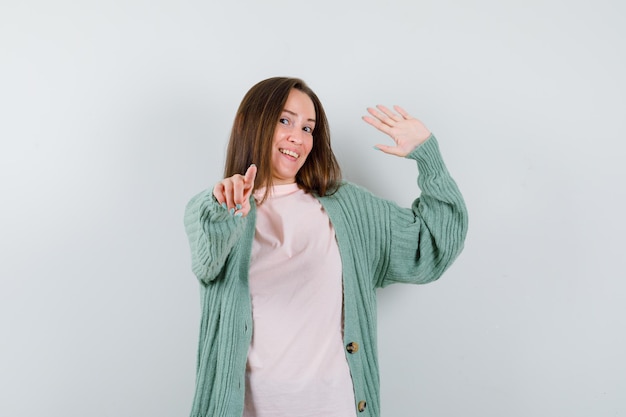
top-left (362, 105), bottom-right (431, 157)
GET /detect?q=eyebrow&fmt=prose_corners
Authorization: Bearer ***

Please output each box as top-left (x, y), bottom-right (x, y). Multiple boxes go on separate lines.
top-left (283, 109), bottom-right (316, 123)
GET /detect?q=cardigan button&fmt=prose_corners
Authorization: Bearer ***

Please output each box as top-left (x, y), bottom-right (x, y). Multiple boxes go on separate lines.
top-left (346, 342), bottom-right (359, 354)
top-left (357, 400), bottom-right (367, 412)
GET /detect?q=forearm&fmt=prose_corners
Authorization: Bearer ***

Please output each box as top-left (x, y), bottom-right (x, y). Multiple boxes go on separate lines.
top-left (382, 135), bottom-right (468, 286)
top-left (184, 189), bottom-right (248, 284)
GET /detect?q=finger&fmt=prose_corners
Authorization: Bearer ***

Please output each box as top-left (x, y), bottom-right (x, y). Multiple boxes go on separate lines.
top-left (374, 143), bottom-right (407, 157)
top-left (244, 164), bottom-right (257, 188)
top-left (392, 105), bottom-right (412, 119)
top-left (234, 209), bottom-right (249, 218)
top-left (362, 115), bottom-right (392, 135)
top-left (241, 165), bottom-right (257, 202)
top-left (376, 104), bottom-right (402, 122)
top-left (234, 203), bottom-right (251, 218)
top-left (231, 175), bottom-right (248, 208)
top-left (213, 183), bottom-right (226, 206)
top-left (222, 179), bottom-right (235, 210)
top-left (367, 106), bottom-right (392, 124)
top-left (225, 166), bottom-right (257, 217)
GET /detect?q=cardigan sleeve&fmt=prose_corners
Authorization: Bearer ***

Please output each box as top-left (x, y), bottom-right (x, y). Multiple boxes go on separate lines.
top-left (376, 134), bottom-right (468, 287)
top-left (183, 188), bottom-right (249, 285)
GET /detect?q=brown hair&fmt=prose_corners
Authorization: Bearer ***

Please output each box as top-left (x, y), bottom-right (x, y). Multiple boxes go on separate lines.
top-left (224, 77), bottom-right (342, 204)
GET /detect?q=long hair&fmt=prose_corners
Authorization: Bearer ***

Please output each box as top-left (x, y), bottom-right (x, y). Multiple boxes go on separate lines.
top-left (223, 77), bottom-right (342, 204)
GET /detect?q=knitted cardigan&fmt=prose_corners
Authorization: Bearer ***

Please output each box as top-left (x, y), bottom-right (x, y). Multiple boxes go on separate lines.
top-left (183, 135), bottom-right (468, 417)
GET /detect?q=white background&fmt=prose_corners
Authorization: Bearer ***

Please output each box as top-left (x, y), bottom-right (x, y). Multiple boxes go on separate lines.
top-left (1, 0), bottom-right (625, 416)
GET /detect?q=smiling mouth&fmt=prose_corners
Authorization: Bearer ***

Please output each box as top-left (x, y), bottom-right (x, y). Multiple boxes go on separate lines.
top-left (279, 148), bottom-right (299, 159)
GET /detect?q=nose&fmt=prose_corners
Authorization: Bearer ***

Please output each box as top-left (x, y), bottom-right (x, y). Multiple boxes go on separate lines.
top-left (288, 129), bottom-right (305, 144)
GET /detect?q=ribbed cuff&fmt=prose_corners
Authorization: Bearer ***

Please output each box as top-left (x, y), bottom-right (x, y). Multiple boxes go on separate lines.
top-left (406, 134), bottom-right (448, 174)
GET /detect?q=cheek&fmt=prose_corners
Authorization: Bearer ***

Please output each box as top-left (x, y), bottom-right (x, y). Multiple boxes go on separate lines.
top-left (305, 137), bottom-right (314, 155)
top-left (271, 131), bottom-right (283, 146)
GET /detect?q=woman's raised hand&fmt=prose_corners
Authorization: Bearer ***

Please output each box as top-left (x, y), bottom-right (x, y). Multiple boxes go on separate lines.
top-left (362, 105), bottom-right (432, 157)
top-left (213, 164), bottom-right (257, 218)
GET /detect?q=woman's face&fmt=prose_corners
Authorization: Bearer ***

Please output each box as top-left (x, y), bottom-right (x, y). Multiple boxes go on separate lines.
top-left (270, 89), bottom-right (315, 185)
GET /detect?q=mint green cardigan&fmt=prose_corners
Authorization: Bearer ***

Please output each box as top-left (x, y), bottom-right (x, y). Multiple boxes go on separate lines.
top-left (184, 135), bottom-right (468, 417)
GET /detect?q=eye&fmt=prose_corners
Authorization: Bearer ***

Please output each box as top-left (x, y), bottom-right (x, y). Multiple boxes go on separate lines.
top-left (279, 118), bottom-right (289, 125)
top-left (303, 126), bottom-right (313, 134)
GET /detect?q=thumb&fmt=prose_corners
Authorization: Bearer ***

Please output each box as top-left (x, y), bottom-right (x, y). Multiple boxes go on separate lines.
top-left (374, 144), bottom-right (405, 157)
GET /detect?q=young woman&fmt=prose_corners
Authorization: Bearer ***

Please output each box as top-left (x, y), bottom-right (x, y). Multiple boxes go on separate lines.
top-left (184, 77), bottom-right (468, 417)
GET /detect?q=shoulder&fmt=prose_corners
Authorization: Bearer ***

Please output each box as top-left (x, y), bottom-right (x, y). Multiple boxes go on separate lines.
top-left (320, 180), bottom-right (373, 201)
top-left (317, 181), bottom-right (389, 216)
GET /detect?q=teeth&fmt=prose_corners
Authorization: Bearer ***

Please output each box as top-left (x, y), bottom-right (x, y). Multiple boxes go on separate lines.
top-left (280, 149), bottom-right (299, 158)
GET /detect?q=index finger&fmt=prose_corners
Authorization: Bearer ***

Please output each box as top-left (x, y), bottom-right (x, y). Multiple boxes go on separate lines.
top-left (244, 164), bottom-right (257, 187)
top-left (362, 114), bottom-right (392, 136)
